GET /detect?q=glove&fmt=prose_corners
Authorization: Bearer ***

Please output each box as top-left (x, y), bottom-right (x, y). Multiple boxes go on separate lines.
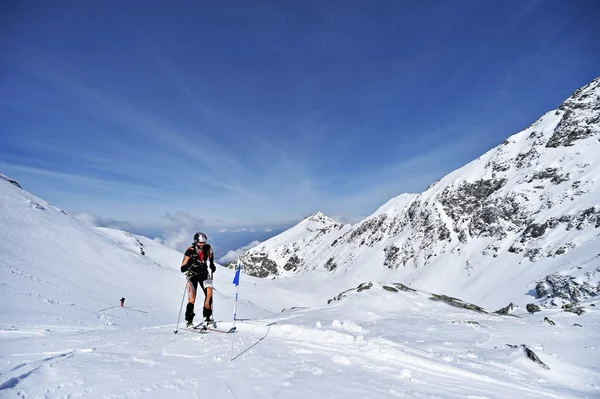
top-left (210, 263), bottom-right (216, 273)
top-left (180, 264), bottom-right (189, 273)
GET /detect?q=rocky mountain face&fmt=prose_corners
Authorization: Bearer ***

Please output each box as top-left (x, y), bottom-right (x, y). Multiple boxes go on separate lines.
top-left (236, 211), bottom-right (350, 278)
top-left (239, 77), bottom-right (600, 309)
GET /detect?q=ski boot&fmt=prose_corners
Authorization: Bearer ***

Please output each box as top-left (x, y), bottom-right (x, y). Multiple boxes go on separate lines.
top-left (205, 316), bottom-right (216, 330)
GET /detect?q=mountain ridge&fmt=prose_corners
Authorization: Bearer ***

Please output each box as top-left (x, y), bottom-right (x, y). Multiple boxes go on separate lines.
top-left (238, 76), bottom-right (600, 309)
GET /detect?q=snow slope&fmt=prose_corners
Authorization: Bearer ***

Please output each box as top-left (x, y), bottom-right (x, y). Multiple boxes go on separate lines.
top-left (1, 77), bottom-right (600, 398)
top-left (1, 174), bottom-right (600, 398)
top-left (238, 77), bottom-right (600, 310)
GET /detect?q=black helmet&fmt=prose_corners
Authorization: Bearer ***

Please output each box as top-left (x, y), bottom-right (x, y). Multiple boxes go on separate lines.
top-left (193, 232), bottom-right (207, 243)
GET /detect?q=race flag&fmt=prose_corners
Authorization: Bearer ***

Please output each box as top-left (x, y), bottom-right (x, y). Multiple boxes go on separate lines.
top-left (232, 263), bottom-right (241, 286)
top-left (231, 260), bottom-right (242, 361)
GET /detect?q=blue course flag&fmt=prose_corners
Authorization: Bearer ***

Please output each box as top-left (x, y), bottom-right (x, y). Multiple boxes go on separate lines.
top-left (232, 265), bottom-right (241, 286)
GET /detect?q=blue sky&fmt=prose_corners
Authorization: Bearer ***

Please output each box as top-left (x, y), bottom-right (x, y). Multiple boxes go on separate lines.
top-left (1, 0), bottom-right (599, 232)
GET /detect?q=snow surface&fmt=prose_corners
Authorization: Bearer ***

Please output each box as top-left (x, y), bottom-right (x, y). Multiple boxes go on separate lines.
top-left (1, 176), bottom-right (600, 398)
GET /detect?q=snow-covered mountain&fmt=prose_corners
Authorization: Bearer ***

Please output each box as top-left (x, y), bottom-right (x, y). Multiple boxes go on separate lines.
top-left (234, 211), bottom-right (351, 277)
top-left (0, 177), bottom-right (184, 329)
top-left (239, 77), bottom-right (600, 310)
top-left (2, 155), bottom-right (600, 396)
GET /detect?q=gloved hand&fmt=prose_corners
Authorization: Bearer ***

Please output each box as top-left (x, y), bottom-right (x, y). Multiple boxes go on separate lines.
top-left (180, 264), bottom-right (189, 273)
top-left (210, 263), bottom-right (216, 273)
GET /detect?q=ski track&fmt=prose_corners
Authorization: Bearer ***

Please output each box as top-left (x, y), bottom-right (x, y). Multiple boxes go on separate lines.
top-left (0, 311), bottom-right (598, 398)
top-left (265, 323), bottom-right (563, 399)
top-left (1, 297), bottom-right (599, 399)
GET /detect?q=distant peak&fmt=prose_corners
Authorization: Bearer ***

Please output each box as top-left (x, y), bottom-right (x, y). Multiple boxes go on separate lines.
top-left (305, 211), bottom-right (337, 225)
top-left (308, 211), bottom-right (326, 218)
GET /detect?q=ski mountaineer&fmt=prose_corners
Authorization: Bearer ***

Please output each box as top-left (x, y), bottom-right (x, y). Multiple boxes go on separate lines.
top-left (180, 232), bottom-right (216, 329)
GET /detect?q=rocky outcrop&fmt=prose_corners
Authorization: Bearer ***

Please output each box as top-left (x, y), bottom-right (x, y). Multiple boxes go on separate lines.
top-left (505, 344), bottom-right (550, 370)
top-left (494, 302), bottom-right (518, 316)
top-left (125, 232), bottom-right (146, 256)
top-left (561, 303), bottom-right (586, 315)
top-left (0, 173), bottom-right (23, 189)
top-left (546, 78), bottom-right (600, 148)
top-left (429, 294), bottom-right (487, 313)
top-left (535, 271), bottom-right (599, 305)
top-left (242, 252), bottom-right (280, 278)
top-left (526, 304), bottom-right (541, 314)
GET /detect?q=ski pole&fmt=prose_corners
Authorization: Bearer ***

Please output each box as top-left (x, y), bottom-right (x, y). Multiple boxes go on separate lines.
top-left (173, 279), bottom-right (188, 334)
top-left (209, 271), bottom-right (214, 324)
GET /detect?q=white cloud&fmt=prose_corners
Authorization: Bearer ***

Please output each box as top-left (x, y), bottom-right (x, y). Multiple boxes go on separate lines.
top-left (218, 240), bottom-right (261, 264)
top-left (74, 213), bottom-right (132, 231)
top-left (159, 211), bottom-right (206, 252)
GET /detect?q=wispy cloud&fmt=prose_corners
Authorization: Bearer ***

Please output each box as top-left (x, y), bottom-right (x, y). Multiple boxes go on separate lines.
top-left (74, 213), bottom-right (132, 231)
top-left (1, 45), bottom-right (304, 206)
top-left (218, 240), bottom-right (261, 264)
top-left (3, 2), bottom-right (595, 229)
top-left (0, 161), bottom-right (163, 196)
top-left (155, 211), bottom-right (206, 252)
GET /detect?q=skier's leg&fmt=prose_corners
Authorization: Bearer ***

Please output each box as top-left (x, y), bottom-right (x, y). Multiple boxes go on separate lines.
top-left (185, 278), bottom-right (198, 324)
top-left (201, 278), bottom-right (213, 322)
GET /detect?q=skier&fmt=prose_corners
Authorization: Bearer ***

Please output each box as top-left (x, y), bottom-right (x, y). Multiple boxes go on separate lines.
top-left (120, 297), bottom-right (125, 307)
top-left (180, 232), bottom-right (216, 329)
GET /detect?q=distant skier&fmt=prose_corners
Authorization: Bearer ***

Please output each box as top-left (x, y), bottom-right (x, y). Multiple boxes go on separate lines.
top-left (120, 297), bottom-right (125, 307)
top-left (180, 232), bottom-right (216, 328)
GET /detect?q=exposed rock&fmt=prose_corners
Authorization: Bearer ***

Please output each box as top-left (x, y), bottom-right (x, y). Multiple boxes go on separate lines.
top-left (125, 232), bottom-right (146, 256)
top-left (494, 302), bottom-right (517, 316)
top-left (523, 346), bottom-right (550, 369)
top-left (243, 253), bottom-right (280, 278)
top-left (383, 245), bottom-right (401, 269)
top-left (528, 168), bottom-right (570, 185)
top-left (535, 272), bottom-right (599, 304)
top-left (356, 282), bottom-right (373, 292)
top-left (392, 283), bottom-right (416, 292)
top-left (327, 282), bottom-right (415, 305)
top-left (547, 78), bottom-right (600, 148)
top-left (504, 344), bottom-right (550, 369)
top-left (451, 320), bottom-right (480, 325)
top-left (324, 257), bottom-right (337, 272)
top-left (327, 287), bottom-right (358, 304)
top-left (526, 304), bottom-right (541, 314)
top-left (429, 294), bottom-right (487, 313)
top-left (562, 303), bottom-right (586, 315)
top-left (535, 281), bottom-right (550, 298)
top-left (29, 201), bottom-right (45, 210)
top-left (0, 173), bottom-right (23, 189)
top-left (283, 254), bottom-right (302, 272)
top-left (281, 306), bottom-right (308, 313)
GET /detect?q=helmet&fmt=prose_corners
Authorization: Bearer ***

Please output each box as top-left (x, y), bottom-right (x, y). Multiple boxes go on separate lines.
top-left (193, 232), bottom-right (207, 243)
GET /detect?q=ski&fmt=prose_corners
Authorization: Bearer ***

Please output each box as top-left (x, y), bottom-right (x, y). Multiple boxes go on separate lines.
top-left (189, 325), bottom-right (236, 334)
top-left (205, 326), bottom-right (236, 334)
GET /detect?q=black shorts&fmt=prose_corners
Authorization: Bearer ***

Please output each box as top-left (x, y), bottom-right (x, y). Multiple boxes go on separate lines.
top-left (189, 273), bottom-right (210, 293)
